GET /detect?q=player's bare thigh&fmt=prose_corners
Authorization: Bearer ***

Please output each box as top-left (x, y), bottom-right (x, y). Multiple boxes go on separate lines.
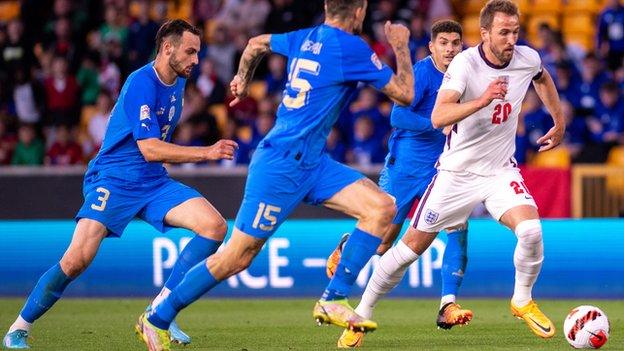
top-left (164, 197), bottom-right (227, 241)
top-left (499, 205), bottom-right (539, 232)
top-left (206, 227), bottom-right (265, 280)
top-left (59, 218), bottom-right (108, 277)
top-left (323, 178), bottom-right (396, 236)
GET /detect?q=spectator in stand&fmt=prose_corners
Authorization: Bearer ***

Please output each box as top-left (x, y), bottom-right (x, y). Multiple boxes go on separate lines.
top-left (560, 99), bottom-right (589, 161)
top-left (217, 0), bottom-right (271, 37)
top-left (46, 17), bottom-right (79, 67)
top-left (348, 115), bottom-right (385, 166)
top-left (598, 0), bottom-right (624, 71)
top-left (127, 0), bottom-right (160, 72)
top-left (251, 111), bottom-right (274, 149)
top-left (588, 81), bottom-right (624, 146)
top-left (13, 68), bottom-right (43, 125)
top-left (193, 0), bottom-right (222, 27)
top-left (208, 24), bottom-right (236, 85)
top-left (76, 52), bottom-right (101, 106)
top-left (196, 58), bottom-right (226, 106)
top-left (85, 91), bottom-right (113, 157)
top-left (98, 42), bottom-right (122, 98)
top-left (2, 20), bottom-right (33, 84)
top-left (11, 124), bottom-right (44, 165)
top-left (578, 53), bottom-right (611, 112)
top-left (408, 13), bottom-right (431, 62)
top-left (350, 87), bottom-right (390, 142)
top-left (265, 54), bottom-right (287, 97)
top-left (0, 118), bottom-right (17, 165)
top-left (180, 84), bottom-right (221, 146)
top-left (326, 126), bottom-right (347, 163)
top-left (43, 56), bottom-right (80, 127)
top-left (264, 0), bottom-right (300, 34)
top-left (554, 62), bottom-right (583, 110)
top-left (99, 5), bottom-right (128, 50)
top-left (517, 89), bottom-right (553, 162)
top-left (45, 125), bottom-right (83, 165)
top-left (221, 118), bottom-right (253, 166)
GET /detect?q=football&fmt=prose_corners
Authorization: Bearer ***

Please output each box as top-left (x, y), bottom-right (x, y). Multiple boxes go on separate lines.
top-left (564, 305), bottom-right (610, 349)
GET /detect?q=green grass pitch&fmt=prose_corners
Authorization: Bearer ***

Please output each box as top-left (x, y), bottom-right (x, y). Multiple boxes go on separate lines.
top-left (1, 298), bottom-right (621, 350)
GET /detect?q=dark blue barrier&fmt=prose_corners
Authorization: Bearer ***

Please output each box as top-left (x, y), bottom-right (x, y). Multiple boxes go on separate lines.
top-left (0, 219), bottom-right (622, 298)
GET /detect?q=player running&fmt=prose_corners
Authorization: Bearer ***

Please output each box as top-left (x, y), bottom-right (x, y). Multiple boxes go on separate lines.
top-left (333, 0), bottom-right (566, 345)
top-left (3, 20), bottom-right (238, 349)
top-left (139, 0), bottom-right (415, 349)
top-left (326, 20), bottom-right (474, 348)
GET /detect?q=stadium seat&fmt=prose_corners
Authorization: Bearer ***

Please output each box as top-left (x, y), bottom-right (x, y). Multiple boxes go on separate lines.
top-left (516, 0), bottom-right (532, 15)
top-left (464, 32), bottom-right (482, 47)
top-left (564, 32), bottom-right (594, 52)
top-left (530, 0), bottom-right (563, 15)
top-left (462, 15), bottom-right (482, 35)
top-left (530, 146), bottom-right (571, 168)
top-left (463, 0), bottom-right (489, 16)
top-left (236, 125), bottom-right (253, 143)
top-left (607, 146), bottom-right (624, 166)
top-left (208, 104), bottom-right (228, 133)
top-left (249, 81), bottom-right (267, 102)
top-left (564, 0), bottom-right (601, 15)
top-left (527, 14), bottom-right (560, 36)
top-left (562, 14), bottom-right (595, 36)
top-left (0, 1), bottom-right (20, 21)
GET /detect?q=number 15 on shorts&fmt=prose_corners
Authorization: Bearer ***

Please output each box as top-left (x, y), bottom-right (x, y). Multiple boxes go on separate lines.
top-left (252, 202), bottom-right (281, 232)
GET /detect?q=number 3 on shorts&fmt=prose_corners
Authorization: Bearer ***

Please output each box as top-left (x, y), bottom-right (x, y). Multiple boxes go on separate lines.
top-left (252, 202), bottom-right (281, 232)
top-left (91, 187), bottom-right (110, 211)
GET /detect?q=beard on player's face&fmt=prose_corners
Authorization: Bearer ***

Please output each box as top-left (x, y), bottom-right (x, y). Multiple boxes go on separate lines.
top-left (489, 40), bottom-right (514, 64)
top-left (169, 52), bottom-right (192, 78)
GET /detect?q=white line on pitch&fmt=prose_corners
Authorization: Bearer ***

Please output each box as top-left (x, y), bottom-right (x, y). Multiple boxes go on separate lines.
top-left (303, 258), bottom-right (327, 268)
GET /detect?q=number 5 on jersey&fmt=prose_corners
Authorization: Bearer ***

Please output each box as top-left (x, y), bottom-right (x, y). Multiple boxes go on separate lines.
top-left (282, 58), bottom-right (320, 109)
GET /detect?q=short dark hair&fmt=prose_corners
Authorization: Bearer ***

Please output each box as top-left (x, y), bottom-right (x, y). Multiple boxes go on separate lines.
top-left (601, 81), bottom-right (619, 93)
top-left (155, 19), bottom-right (201, 53)
top-left (479, 0), bottom-right (519, 30)
top-left (431, 20), bottom-right (463, 40)
top-left (325, 0), bottom-right (365, 20)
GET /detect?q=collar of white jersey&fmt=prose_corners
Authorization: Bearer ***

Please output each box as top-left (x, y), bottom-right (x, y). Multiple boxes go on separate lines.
top-left (478, 43), bottom-right (511, 70)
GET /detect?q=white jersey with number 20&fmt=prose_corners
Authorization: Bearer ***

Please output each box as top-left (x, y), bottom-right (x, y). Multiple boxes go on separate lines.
top-left (437, 44), bottom-right (543, 176)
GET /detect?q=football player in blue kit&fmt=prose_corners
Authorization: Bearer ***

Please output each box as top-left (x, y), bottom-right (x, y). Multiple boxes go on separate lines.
top-left (3, 20), bottom-right (238, 349)
top-left (141, 0), bottom-right (415, 349)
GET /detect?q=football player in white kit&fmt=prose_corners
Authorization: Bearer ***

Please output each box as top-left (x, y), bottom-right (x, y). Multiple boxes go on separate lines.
top-left (346, 0), bottom-right (565, 343)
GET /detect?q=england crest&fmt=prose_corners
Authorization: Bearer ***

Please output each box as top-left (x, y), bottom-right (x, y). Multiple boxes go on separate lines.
top-left (424, 209), bottom-right (439, 225)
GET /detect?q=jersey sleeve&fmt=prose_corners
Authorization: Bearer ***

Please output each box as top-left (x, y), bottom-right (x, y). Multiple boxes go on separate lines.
top-left (439, 53), bottom-right (470, 95)
top-left (123, 75), bottom-right (161, 141)
top-left (410, 63), bottom-right (427, 108)
top-left (270, 31), bottom-right (294, 56)
top-left (341, 37), bottom-right (393, 90)
top-left (526, 47), bottom-right (544, 80)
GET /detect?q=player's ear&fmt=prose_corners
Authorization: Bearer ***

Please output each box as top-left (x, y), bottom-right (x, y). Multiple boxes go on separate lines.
top-left (480, 27), bottom-right (488, 43)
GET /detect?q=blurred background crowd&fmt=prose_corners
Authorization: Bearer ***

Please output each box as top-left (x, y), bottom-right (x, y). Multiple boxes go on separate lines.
top-left (0, 0), bottom-right (623, 168)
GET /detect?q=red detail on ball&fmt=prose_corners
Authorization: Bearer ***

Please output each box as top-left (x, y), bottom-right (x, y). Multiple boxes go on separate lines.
top-left (589, 330), bottom-right (607, 349)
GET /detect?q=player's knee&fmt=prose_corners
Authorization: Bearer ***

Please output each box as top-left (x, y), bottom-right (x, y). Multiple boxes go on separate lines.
top-left (60, 255), bottom-right (89, 278)
top-left (196, 215), bottom-right (228, 241)
top-left (370, 193), bottom-right (396, 225)
top-left (515, 219), bottom-right (542, 244)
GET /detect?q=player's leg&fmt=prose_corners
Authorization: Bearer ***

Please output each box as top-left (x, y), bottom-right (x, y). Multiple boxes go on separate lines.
top-left (3, 219), bottom-right (107, 349)
top-left (140, 185), bottom-right (227, 345)
top-left (485, 169), bottom-right (554, 338)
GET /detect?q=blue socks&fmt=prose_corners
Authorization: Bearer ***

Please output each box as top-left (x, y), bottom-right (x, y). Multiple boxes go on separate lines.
top-left (322, 228), bottom-right (381, 301)
top-left (148, 259), bottom-right (220, 329)
top-left (441, 228), bottom-right (468, 297)
top-left (164, 235), bottom-right (222, 290)
top-left (20, 263), bottom-right (73, 323)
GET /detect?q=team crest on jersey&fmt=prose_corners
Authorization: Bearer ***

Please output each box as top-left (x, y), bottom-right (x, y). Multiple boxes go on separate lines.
top-left (371, 53), bottom-right (382, 70)
top-left (424, 209), bottom-right (439, 225)
top-left (140, 105), bottom-right (150, 120)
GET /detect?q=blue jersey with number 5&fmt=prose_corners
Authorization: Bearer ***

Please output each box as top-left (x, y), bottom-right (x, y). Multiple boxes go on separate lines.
top-left (86, 62), bottom-right (186, 182)
top-left (267, 24), bottom-right (393, 168)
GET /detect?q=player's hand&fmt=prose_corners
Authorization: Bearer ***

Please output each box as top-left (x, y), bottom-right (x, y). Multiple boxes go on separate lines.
top-left (205, 139), bottom-right (239, 160)
top-left (477, 78), bottom-right (508, 107)
top-left (537, 124), bottom-right (565, 152)
top-left (384, 21), bottom-right (410, 48)
top-left (229, 75), bottom-right (248, 107)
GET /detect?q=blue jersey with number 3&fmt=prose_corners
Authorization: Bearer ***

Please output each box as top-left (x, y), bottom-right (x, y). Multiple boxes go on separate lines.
top-left (267, 24), bottom-right (393, 168)
top-left (86, 62), bottom-right (186, 182)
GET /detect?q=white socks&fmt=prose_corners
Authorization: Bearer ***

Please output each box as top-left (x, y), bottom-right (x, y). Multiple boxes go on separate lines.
top-left (151, 287), bottom-right (171, 309)
top-left (9, 316), bottom-right (32, 333)
top-left (511, 219), bottom-right (544, 307)
top-left (440, 294), bottom-right (456, 309)
top-left (355, 240), bottom-right (419, 319)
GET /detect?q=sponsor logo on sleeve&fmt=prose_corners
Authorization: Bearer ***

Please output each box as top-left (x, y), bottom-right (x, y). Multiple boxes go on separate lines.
top-left (371, 53), bottom-right (383, 70)
top-left (140, 105), bottom-right (151, 120)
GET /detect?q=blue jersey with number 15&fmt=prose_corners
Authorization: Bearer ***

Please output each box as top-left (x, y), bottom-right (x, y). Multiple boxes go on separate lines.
top-left (266, 24), bottom-right (393, 168)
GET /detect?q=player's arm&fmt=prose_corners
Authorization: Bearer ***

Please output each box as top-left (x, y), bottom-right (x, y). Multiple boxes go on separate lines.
top-left (532, 68), bottom-right (566, 151)
top-left (137, 138), bottom-right (238, 163)
top-left (431, 78), bottom-right (507, 129)
top-left (229, 34), bottom-right (272, 106)
top-left (380, 22), bottom-right (414, 106)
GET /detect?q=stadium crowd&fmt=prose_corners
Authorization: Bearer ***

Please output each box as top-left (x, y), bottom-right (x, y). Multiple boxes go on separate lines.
top-left (0, 0), bottom-right (622, 167)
